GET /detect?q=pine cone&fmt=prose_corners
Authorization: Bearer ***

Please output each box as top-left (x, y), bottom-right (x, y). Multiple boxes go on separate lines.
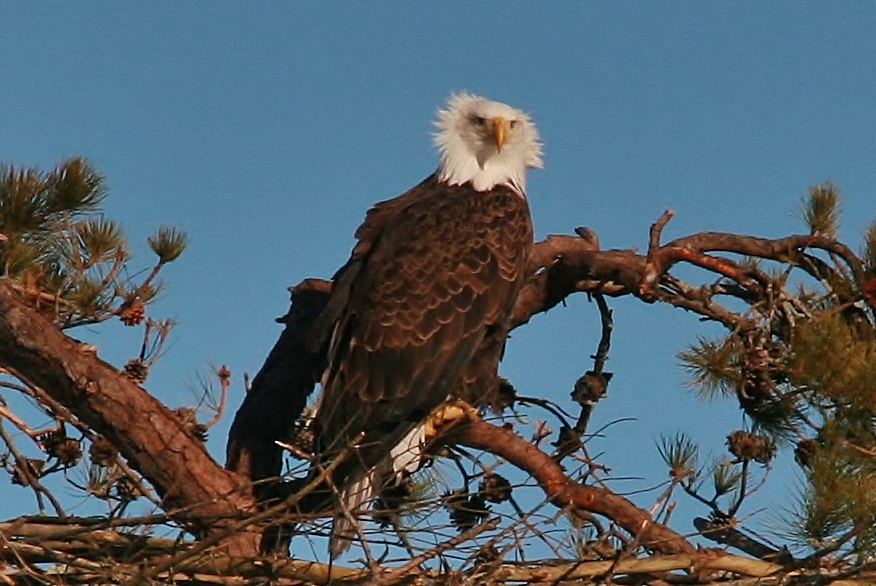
top-left (374, 476), bottom-right (415, 527)
top-left (42, 431), bottom-right (82, 467)
top-left (727, 430), bottom-right (776, 464)
top-left (494, 377), bottom-right (517, 411)
top-left (474, 544), bottom-right (501, 564)
top-left (123, 358), bottom-right (149, 383)
top-left (794, 438), bottom-right (818, 468)
top-left (444, 489), bottom-right (490, 531)
top-left (217, 365), bottom-right (231, 381)
top-left (119, 299), bottom-right (146, 326)
top-left (174, 407), bottom-right (208, 442)
top-left (115, 476), bottom-right (141, 502)
top-left (11, 458), bottom-right (46, 485)
top-left (480, 473), bottom-right (512, 504)
top-left (289, 425), bottom-right (315, 456)
top-left (572, 371), bottom-right (612, 405)
top-left (552, 425), bottom-right (582, 455)
top-left (191, 424), bottom-right (209, 442)
top-left (89, 436), bottom-right (118, 467)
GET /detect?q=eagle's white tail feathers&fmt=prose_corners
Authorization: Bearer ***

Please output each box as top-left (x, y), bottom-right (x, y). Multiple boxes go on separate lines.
top-left (390, 422), bottom-right (427, 475)
top-left (330, 423), bottom-right (427, 556)
top-left (330, 467), bottom-right (379, 556)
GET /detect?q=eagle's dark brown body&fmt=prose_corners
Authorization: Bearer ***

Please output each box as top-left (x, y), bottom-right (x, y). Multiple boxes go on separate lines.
top-left (312, 173), bottom-right (533, 489)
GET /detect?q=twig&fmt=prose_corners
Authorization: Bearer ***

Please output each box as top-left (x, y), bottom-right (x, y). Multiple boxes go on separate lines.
top-left (0, 403), bottom-right (48, 439)
top-left (123, 433), bottom-right (364, 585)
top-left (0, 421), bottom-right (65, 517)
top-left (2, 378), bottom-right (159, 506)
top-left (572, 292), bottom-right (614, 437)
top-left (203, 365), bottom-right (231, 429)
top-left (591, 292), bottom-right (613, 376)
top-left (373, 518), bottom-right (499, 586)
top-left (0, 539), bottom-right (121, 573)
top-left (727, 460), bottom-right (749, 519)
top-left (648, 210), bottom-right (675, 254)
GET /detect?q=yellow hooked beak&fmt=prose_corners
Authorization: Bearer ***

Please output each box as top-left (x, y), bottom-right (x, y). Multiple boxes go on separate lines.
top-left (491, 116), bottom-right (508, 152)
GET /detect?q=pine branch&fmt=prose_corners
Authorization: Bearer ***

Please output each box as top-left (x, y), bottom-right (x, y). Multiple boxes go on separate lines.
top-left (0, 278), bottom-right (261, 555)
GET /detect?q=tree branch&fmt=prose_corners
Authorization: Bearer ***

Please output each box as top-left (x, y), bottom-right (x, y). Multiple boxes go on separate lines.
top-left (448, 413), bottom-right (696, 556)
top-left (226, 221), bottom-right (863, 554)
top-left (0, 279), bottom-right (260, 555)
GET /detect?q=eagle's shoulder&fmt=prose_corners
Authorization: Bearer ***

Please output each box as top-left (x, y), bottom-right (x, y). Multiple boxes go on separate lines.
top-left (351, 174), bottom-right (440, 259)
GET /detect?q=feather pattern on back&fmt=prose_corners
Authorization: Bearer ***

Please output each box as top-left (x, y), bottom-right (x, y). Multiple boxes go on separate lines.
top-left (311, 94), bottom-right (540, 555)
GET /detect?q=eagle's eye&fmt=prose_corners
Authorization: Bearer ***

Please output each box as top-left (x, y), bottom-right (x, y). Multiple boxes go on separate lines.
top-left (471, 116), bottom-right (487, 127)
top-left (509, 120), bottom-right (518, 129)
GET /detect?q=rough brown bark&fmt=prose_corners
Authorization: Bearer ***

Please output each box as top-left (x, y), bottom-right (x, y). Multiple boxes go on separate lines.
top-left (0, 280), bottom-right (260, 556)
top-left (450, 414), bottom-right (696, 555)
top-left (226, 278), bottom-right (330, 486)
top-left (4, 216), bottom-right (856, 561)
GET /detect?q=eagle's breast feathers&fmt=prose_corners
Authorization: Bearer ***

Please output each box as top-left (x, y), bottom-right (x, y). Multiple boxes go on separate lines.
top-left (317, 175), bottom-right (532, 476)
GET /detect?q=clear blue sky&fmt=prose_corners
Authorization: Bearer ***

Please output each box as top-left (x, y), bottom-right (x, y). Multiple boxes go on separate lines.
top-left (2, 3), bottom-right (875, 549)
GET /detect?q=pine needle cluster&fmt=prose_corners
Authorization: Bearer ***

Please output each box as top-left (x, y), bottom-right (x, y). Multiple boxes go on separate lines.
top-left (802, 182), bottom-right (841, 236)
top-left (679, 185), bottom-right (876, 556)
top-left (0, 158), bottom-right (187, 328)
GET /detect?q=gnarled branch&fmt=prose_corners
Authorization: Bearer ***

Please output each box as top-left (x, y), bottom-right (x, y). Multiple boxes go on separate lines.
top-left (0, 279), bottom-right (260, 555)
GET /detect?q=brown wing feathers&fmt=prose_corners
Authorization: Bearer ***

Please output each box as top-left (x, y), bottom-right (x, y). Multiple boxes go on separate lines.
top-left (315, 174), bottom-right (532, 487)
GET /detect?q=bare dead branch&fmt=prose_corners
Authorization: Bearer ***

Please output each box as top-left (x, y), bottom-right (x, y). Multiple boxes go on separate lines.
top-left (374, 518), bottom-right (500, 586)
top-left (0, 402), bottom-right (47, 439)
top-left (203, 365), bottom-right (231, 430)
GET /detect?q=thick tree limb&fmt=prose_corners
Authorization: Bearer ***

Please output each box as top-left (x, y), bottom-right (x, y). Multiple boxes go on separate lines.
top-left (226, 278), bottom-right (330, 486)
top-left (0, 279), bottom-right (260, 555)
top-left (642, 229), bottom-right (866, 298)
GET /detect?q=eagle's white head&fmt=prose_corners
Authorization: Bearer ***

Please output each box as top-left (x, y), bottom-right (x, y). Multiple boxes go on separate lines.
top-left (434, 93), bottom-right (543, 195)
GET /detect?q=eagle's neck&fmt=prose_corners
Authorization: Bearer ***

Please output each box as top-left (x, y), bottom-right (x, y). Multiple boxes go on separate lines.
top-left (436, 142), bottom-right (528, 195)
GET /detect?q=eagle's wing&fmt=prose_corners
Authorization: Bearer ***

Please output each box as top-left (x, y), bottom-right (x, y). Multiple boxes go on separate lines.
top-left (315, 174), bottom-right (532, 485)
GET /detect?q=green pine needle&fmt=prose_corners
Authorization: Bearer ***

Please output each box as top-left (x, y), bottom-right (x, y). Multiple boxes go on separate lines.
top-left (76, 218), bottom-right (126, 264)
top-left (43, 158), bottom-right (107, 215)
top-left (802, 182), bottom-right (841, 236)
top-left (1, 237), bottom-right (46, 278)
top-left (0, 166), bottom-right (49, 233)
top-left (0, 158), bottom-right (107, 236)
top-left (790, 312), bottom-right (875, 404)
top-left (148, 226), bottom-right (188, 264)
top-left (658, 433), bottom-right (699, 482)
top-left (1, 159), bottom-right (185, 328)
top-left (739, 256), bottom-right (763, 271)
top-left (712, 460), bottom-right (742, 497)
top-left (796, 446), bottom-right (876, 549)
top-left (679, 336), bottom-right (742, 400)
top-left (66, 275), bottom-right (107, 315)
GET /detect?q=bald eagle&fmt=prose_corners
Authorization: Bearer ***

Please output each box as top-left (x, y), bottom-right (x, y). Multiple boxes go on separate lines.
top-left (310, 93), bottom-right (542, 553)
